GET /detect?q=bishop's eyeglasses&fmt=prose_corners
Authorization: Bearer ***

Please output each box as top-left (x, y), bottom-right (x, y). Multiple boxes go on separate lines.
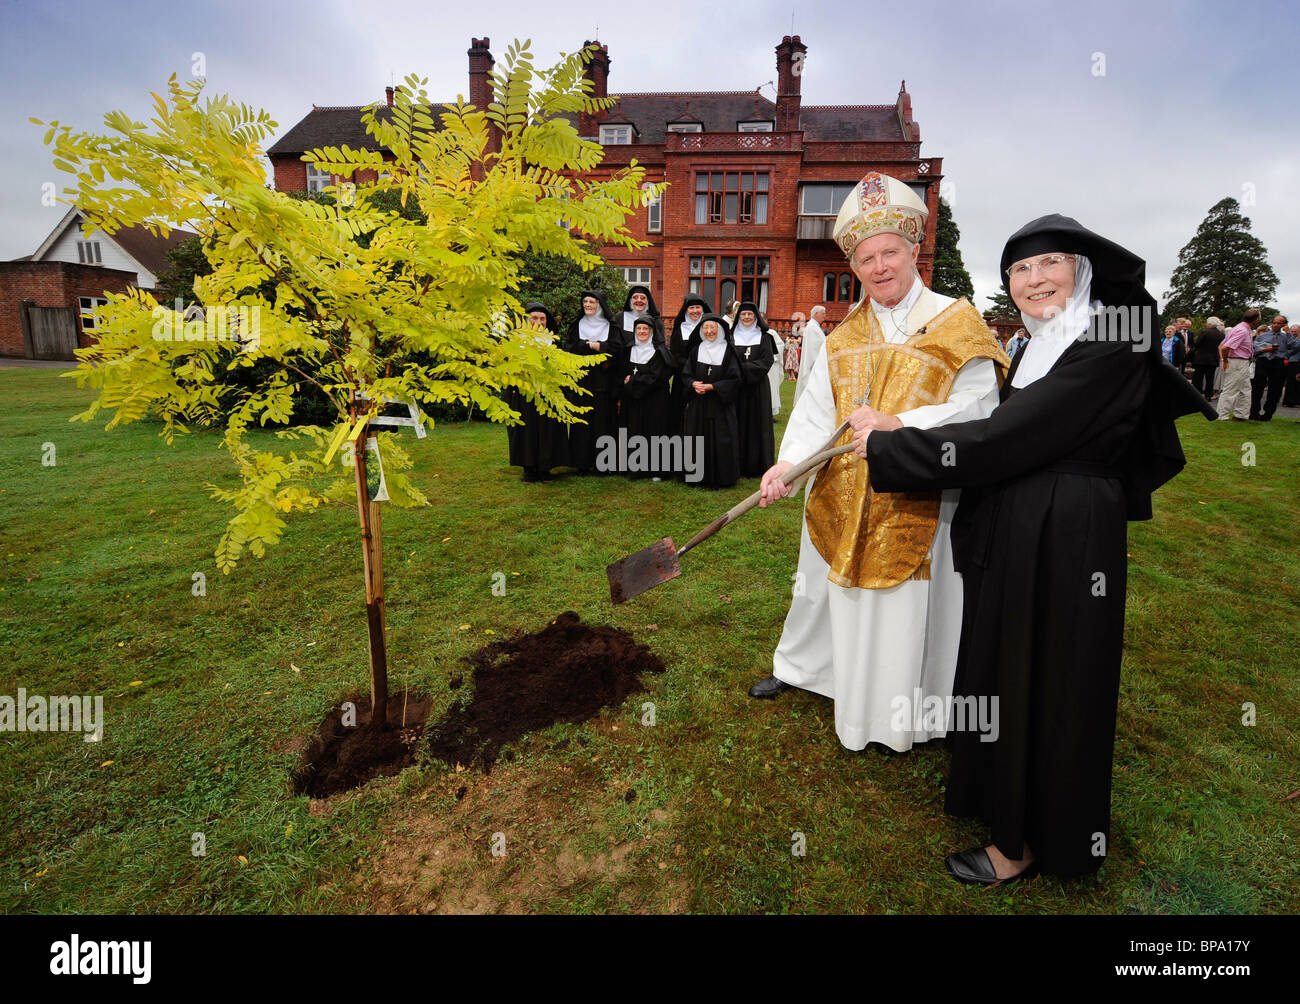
top-left (1005, 254), bottom-right (1076, 280)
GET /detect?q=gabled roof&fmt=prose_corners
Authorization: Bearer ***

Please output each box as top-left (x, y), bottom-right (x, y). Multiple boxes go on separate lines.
top-left (561, 91), bottom-right (778, 144)
top-left (30, 207), bottom-right (197, 279)
top-left (800, 105), bottom-right (905, 142)
top-left (266, 103), bottom-right (450, 157)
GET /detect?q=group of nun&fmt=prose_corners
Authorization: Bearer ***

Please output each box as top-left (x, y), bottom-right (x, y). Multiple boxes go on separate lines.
top-left (506, 286), bottom-right (786, 487)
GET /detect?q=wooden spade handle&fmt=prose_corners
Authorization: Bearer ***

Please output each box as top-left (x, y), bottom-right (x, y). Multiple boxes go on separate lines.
top-left (676, 442), bottom-right (858, 559)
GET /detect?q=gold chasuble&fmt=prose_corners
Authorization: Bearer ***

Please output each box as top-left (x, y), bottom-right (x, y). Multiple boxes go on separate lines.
top-left (806, 295), bottom-right (1009, 589)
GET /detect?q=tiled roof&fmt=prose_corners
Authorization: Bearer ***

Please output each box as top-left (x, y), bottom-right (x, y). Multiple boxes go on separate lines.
top-left (266, 104), bottom-right (450, 156)
top-left (112, 222), bottom-right (199, 278)
top-left (800, 105), bottom-right (904, 141)
top-left (267, 93), bottom-right (907, 155)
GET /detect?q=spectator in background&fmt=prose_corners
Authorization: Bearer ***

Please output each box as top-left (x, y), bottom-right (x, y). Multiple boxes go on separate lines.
top-left (1217, 308), bottom-right (1259, 421)
top-left (1249, 314), bottom-right (1290, 421)
top-left (1191, 317), bottom-right (1225, 400)
top-left (1005, 327), bottom-right (1030, 360)
top-left (785, 313), bottom-right (805, 381)
top-left (1284, 324), bottom-right (1300, 408)
top-left (1176, 317), bottom-right (1193, 374)
top-left (1161, 325), bottom-right (1178, 366)
top-left (793, 304), bottom-right (828, 406)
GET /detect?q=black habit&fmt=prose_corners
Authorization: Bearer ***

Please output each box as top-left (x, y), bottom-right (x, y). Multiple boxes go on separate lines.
top-left (680, 314), bottom-right (742, 489)
top-left (506, 302), bottom-right (570, 480)
top-left (668, 295), bottom-right (711, 437)
top-left (864, 214), bottom-right (1215, 878)
top-left (730, 301), bottom-right (776, 477)
top-left (563, 290), bottom-right (625, 472)
top-left (619, 317), bottom-right (675, 478)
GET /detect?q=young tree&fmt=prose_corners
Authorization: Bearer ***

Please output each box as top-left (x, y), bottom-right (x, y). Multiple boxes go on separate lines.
top-left (37, 41), bottom-right (656, 730)
top-left (930, 197), bottom-right (974, 301)
top-left (1163, 197), bottom-right (1279, 324)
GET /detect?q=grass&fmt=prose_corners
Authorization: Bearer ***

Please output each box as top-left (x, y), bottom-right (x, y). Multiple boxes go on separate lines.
top-left (1, 365), bottom-right (1296, 914)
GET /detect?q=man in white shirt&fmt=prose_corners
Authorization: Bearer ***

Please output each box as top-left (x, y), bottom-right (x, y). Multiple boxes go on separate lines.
top-left (746, 172), bottom-right (1009, 753)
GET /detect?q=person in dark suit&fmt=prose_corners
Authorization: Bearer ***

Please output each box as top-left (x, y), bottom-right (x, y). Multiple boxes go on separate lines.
top-left (1190, 317), bottom-right (1225, 400)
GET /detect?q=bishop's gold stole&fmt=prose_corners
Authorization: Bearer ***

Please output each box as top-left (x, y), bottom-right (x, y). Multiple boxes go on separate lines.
top-left (805, 294), bottom-right (1009, 589)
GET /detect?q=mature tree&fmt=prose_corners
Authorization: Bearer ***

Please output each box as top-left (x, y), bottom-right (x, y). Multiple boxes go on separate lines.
top-left (984, 289), bottom-right (1020, 320)
top-left (38, 41), bottom-right (655, 730)
top-left (1163, 197), bottom-right (1279, 325)
top-left (930, 197), bottom-right (974, 301)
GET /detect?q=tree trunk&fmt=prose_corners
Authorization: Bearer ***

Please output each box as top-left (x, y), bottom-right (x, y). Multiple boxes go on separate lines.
top-left (353, 435), bottom-right (389, 731)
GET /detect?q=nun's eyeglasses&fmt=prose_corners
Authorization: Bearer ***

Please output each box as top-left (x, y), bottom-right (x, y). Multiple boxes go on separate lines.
top-left (1005, 254), bottom-right (1076, 280)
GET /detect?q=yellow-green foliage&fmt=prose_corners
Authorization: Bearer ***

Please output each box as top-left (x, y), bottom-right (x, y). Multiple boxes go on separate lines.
top-left (35, 41), bottom-right (662, 573)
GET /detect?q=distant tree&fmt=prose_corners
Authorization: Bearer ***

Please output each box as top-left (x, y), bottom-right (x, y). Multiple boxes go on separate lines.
top-left (1163, 197), bottom-right (1279, 325)
top-left (155, 235), bottom-right (212, 307)
top-left (930, 198), bottom-right (974, 301)
top-left (516, 247), bottom-right (629, 328)
top-left (985, 289), bottom-right (1020, 320)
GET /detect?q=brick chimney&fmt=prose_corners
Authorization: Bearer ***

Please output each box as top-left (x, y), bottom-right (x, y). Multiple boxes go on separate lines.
top-left (775, 35), bottom-right (807, 132)
top-left (579, 40), bottom-right (611, 136)
top-left (897, 80), bottom-right (919, 141)
top-left (385, 86), bottom-right (394, 107)
top-left (468, 37), bottom-right (494, 110)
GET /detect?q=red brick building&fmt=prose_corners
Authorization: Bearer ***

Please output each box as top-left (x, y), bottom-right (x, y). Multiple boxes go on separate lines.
top-left (267, 35), bottom-right (944, 323)
top-left (2, 207), bottom-right (197, 358)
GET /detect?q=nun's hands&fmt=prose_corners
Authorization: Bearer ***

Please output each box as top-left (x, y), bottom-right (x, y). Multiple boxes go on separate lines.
top-left (758, 461), bottom-right (795, 507)
top-left (849, 403), bottom-right (903, 435)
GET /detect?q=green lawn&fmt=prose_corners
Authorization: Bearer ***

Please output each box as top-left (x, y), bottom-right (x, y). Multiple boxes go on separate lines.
top-left (1, 365), bottom-right (1296, 914)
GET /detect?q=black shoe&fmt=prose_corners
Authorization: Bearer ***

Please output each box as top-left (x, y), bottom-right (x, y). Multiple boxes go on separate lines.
top-left (748, 675), bottom-right (791, 699)
top-left (944, 846), bottom-right (1039, 886)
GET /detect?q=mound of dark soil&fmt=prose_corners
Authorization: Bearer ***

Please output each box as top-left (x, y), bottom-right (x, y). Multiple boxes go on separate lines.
top-left (292, 690), bottom-right (431, 798)
top-left (427, 610), bottom-right (665, 771)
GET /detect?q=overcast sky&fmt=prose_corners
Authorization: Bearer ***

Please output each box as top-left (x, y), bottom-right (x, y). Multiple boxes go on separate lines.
top-left (3, 0), bottom-right (1296, 314)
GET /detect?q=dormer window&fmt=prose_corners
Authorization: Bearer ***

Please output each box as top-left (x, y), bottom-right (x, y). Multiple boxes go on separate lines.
top-left (738, 121), bottom-right (774, 133)
top-left (599, 124), bottom-right (634, 145)
top-left (667, 122), bottom-right (703, 133)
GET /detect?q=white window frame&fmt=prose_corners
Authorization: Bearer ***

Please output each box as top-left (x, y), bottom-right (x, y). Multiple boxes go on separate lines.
top-left (667, 122), bottom-right (703, 133)
top-left (800, 183), bottom-right (858, 216)
top-left (646, 191), bottom-right (662, 233)
top-left (621, 267), bottom-right (652, 285)
top-left (738, 121), bottom-right (774, 133)
top-left (306, 163), bottom-right (332, 194)
top-left (599, 124), bottom-right (633, 145)
top-left (76, 240), bottom-right (102, 265)
top-left (78, 296), bottom-right (109, 331)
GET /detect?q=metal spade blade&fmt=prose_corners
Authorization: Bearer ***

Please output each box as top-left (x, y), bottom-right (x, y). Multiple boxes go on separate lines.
top-left (606, 537), bottom-right (680, 605)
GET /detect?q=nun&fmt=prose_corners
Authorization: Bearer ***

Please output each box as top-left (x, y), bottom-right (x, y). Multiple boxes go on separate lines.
top-left (619, 285), bottom-right (660, 337)
top-left (680, 313), bottom-right (742, 489)
top-left (563, 289), bottom-right (625, 473)
top-left (668, 295), bottom-right (710, 435)
top-left (619, 315), bottom-right (675, 480)
top-left (730, 301), bottom-right (776, 477)
top-left (506, 302), bottom-right (570, 482)
top-left (855, 215), bottom-right (1215, 883)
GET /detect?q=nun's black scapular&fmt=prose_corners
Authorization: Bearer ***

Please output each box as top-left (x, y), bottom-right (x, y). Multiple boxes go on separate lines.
top-left (680, 313), bottom-right (742, 489)
top-left (729, 301), bottom-right (776, 477)
top-left (667, 295), bottom-right (711, 436)
top-left (618, 315), bottom-right (675, 479)
top-left (864, 214), bottom-right (1215, 881)
top-left (506, 302), bottom-right (570, 482)
top-left (563, 290), bottom-right (626, 473)
top-left (618, 284), bottom-right (660, 340)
